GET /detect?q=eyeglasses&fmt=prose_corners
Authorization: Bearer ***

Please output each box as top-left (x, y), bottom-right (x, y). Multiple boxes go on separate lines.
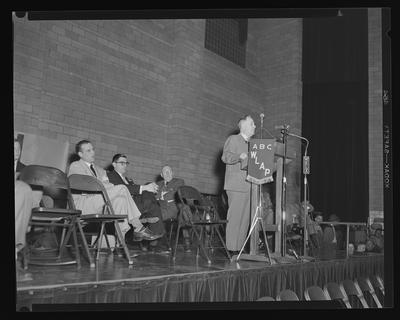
top-left (116, 161), bottom-right (129, 166)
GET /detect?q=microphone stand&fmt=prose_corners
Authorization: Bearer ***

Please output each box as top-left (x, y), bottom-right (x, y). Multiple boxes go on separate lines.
top-left (286, 132), bottom-right (314, 261)
top-left (280, 126), bottom-right (289, 257)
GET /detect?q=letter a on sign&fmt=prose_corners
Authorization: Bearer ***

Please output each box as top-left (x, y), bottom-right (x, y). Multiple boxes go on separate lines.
top-left (246, 139), bottom-right (275, 184)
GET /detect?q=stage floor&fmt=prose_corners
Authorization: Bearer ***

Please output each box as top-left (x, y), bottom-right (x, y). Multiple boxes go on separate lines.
top-left (16, 243), bottom-right (384, 310)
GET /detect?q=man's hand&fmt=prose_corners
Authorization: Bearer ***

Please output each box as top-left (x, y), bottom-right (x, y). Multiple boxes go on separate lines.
top-left (142, 182), bottom-right (159, 194)
top-left (239, 152), bottom-right (248, 161)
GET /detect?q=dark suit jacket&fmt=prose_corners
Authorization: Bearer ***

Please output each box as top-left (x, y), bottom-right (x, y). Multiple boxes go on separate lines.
top-left (106, 169), bottom-right (165, 235)
top-left (106, 169), bottom-right (141, 196)
top-left (156, 178), bottom-right (185, 220)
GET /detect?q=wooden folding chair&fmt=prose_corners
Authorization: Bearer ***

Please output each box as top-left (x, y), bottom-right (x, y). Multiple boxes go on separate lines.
top-left (341, 279), bottom-right (369, 308)
top-left (68, 174), bottom-right (134, 265)
top-left (172, 186), bottom-right (231, 263)
top-left (304, 285), bottom-right (329, 301)
top-left (371, 274), bottom-right (384, 297)
top-left (355, 278), bottom-right (383, 308)
top-left (19, 165), bottom-right (93, 268)
top-left (324, 282), bottom-right (352, 308)
top-left (276, 289), bottom-right (300, 301)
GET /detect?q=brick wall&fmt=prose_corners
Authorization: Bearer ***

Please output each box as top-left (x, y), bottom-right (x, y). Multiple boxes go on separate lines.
top-left (14, 17), bottom-right (174, 184)
top-left (368, 9), bottom-right (384, 219)
top-left (13, 15), bottom-right (302, 200)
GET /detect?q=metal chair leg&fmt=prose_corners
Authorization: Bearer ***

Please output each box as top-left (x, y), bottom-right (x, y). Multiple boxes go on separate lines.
top-left (96, 223), bottom-right (106, 261)
top-left (113, 221), bottom-right (133, 265)
top-left (75, 219), bottom-right (95, 268)
top-left (192, 225), bottom-right (211, 264)
top-left (215, 227), bottom-right (231, 260)
top-left (70, 219), bottom-right (81, 268)
top-left (173, 224), bottom-right (181, 260)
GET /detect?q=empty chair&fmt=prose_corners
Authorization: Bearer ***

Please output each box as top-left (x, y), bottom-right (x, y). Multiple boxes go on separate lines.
top-left (19, 165), bottom-right (93, 268)
top-left (256, 296), bottom-right (275, 301)
top-left (356, 278), bottom-right (383, 308)
top-left (324, 282), bottom-right (352, 308)
top-left (371, 274), bottom-right (384, 295)
top-left (341, 279), bottom-right (369, 308)
top-left (173, 185), bottom-right (231, 263)
top-left (276, 289), bottom-right (299, 301)
top-left (69, 174), bottom-right (133, 265)
top-left (304, 285), bottom-right (329, 301)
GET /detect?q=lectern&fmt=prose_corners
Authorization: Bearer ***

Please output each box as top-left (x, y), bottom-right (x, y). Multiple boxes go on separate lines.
top-left (237, 140), bottom-right (296, 262)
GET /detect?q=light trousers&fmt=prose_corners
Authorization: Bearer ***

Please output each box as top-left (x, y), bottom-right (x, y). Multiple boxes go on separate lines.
top-left (225, 190), bottom-right (251, 251)
top-left (73, 184), bottom-right (143, 233)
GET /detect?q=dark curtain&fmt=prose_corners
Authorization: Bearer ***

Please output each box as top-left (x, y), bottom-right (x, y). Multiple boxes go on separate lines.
top-left (302, 9), bottom-right (369, 222)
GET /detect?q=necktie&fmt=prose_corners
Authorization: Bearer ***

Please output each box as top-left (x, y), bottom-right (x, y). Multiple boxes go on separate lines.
top-left (90, 164), bottom-right (97, 177)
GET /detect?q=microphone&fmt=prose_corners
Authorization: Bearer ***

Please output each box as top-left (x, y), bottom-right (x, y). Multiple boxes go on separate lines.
top-left (260, 113), bottom-right (265, 119)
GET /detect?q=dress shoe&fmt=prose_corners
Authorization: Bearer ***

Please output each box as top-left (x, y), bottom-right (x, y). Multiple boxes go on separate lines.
top-left (139, 217), bottom-right (159, 224)
top-left (133, 227), bottom-right (162, 242)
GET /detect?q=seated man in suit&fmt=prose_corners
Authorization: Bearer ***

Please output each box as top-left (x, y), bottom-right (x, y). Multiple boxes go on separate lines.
top-left (156, 165), bottom-right (191, 252)
top-left (14, 138), bottom-right (26, 178)
top-left (14, 138), bottom-right (37, 280)
top-left (107, 154), bottom-right (170, 253)
top-left (67, 140), bottom-right (161, 243)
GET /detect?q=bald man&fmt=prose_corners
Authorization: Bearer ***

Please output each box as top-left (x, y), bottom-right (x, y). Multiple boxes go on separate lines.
top-left (156, 165), bottom-right (191, 251)
top-left (221, 115), bottom-right (256, 254)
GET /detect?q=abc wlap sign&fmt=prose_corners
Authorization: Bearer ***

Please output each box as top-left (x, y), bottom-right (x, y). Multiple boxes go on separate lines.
top-left (246, 139), bottom-right (275, 185)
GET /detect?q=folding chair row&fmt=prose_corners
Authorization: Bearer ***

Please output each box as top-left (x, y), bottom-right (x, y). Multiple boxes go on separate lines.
top-left (323, 276), bottom-right (384, 308)
top-left (18, 165), bottom-right (135, 269)
top-left (272, 274), bottom-right (384, 308)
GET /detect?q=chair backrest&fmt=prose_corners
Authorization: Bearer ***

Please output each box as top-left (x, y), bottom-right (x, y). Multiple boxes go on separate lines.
top-left (276, 289), bottom-right (299, 301)
top-left (355, 278), bottom-right (383, 308)
top-left (68, 174), bottom-right (115, 215)
top-left (178, 185), bottom-right (216, 222)
top-left (371, 275), bottom-right (384, 294)
top-left (324, 282), bottom-right (352, 308)
top-left (177, 185), bottom-right (202, 205)
top-left (19, 165), bottom-right (68, 189)
top-left (256, 296), bottom-right (275, 301)
top-left (341, 279), bottom-right (369, 308)
top-left (304, 286), bottom-right (329, 301)
top-left (19, 165), bottom-right (75, 209)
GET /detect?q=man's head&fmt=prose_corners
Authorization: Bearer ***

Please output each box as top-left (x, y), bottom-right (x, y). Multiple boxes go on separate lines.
top-left (75, 140), bottom-right (95, 164)
top-left (314, 214), bottom-right (323, 223)
top-left (238, 115), bottom-right (256, 139)
top-left (161, 165), bottom-right (173, 183)
top-left (14, 139), bottom-right (21, 162)
top-left (112, 154), bottom-right (129, 175)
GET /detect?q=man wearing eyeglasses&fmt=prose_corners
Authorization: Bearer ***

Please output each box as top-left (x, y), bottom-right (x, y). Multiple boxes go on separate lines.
top-left (107, 154), bottom-right (169, 253)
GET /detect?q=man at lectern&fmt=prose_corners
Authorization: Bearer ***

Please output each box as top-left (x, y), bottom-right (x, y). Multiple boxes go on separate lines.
top-left (221, 115), bottom-right (256, 255)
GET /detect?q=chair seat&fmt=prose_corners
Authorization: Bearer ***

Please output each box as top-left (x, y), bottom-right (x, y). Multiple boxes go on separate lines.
top-left (79, 214), bottom-right (127, 221)
top-left (31, 207), bottom-right (81, 220)
top-left (33, 207), bottom-right (81, 215)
